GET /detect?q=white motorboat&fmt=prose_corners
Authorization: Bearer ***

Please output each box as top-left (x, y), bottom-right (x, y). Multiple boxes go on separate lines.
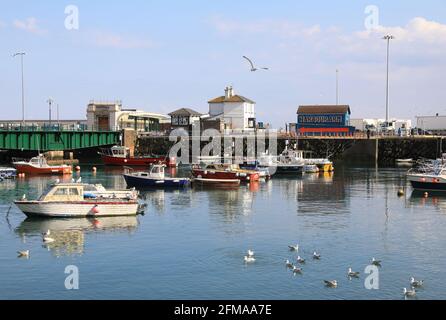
top-left (14, 182), bottom-right (142, 218)
top-left (407, 155), bottom-right (446, 191)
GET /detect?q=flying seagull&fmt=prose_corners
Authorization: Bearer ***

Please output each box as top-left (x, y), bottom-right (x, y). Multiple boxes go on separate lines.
top-left (247, 250), bottom-right (255, 257)
top-left (288, 244), bottom-right (299, 252)
top-left (242, 56), bottom-right (269, 72)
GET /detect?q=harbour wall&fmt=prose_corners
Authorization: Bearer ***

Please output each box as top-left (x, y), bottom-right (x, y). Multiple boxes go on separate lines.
top-left (136, 136), bottom-right (446, 164)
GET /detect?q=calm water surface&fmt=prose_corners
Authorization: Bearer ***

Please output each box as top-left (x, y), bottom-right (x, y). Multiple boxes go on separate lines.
top-left (0, 164), bottom-right (445, 300)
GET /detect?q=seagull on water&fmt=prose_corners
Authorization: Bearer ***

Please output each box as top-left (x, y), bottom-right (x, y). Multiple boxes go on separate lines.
top-left (42, 230), bottom-right (51, 237)
top-left (244, 256), bottom-right (256, 263)
top-left (288, 244), bottom-right (299, 252)
top-left (313, 251), bottom-right (321, 260)
top-left (296, 256), bottom-right (306, 264)
top-left (285, 259), bottom-right (294, 268)
top-left (43, 235), bottom-right (55, 243)
top-left (403, 287), bottom-right (416, 297)
top-left (17, 250), bottom-right (30, 258)
top-left (348, 268), bottom-right (360, 278)
top-left (371, 258), bottom-right (382, 267)
top-left (247, 250), bottom-right (255, 257)
top-left (292, 266), bottom-right (303, 274)
top-left (324, 280), bottom-right (338, 288)
top-left (242, 56), bottom-right (269, 72)
top-left (410, 277), bottom-right (424, 288)
top-left (22, 194), bottom-right (26, 200)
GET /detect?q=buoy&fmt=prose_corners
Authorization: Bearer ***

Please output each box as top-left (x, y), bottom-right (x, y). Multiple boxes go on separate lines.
top-left (397, 189), bottom-right (405, 197)
top-left (75, 166), bottom-right (81, 172)
top-left (424, 192), bottom-right (429, 198)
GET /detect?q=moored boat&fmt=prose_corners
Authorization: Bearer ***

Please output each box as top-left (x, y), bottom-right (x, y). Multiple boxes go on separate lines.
top-left (12, 155), bottom-right (72, 175)
top-left (123, 164), bottom-right (190, 188)
top-left (303, 164), bottom-right (320, 174)
top-left (99, 146), bottom-right (176, 167)
top-left (258, 148), bottom-right (305, 174)
top-left (0, 167), bottom-right (17, 179)
top-left (14, 182), bottom-right (142, 218)
top-left (407, 156), bottom-right (446, 191)
top-left (191, 164), bottom-right (260, 182)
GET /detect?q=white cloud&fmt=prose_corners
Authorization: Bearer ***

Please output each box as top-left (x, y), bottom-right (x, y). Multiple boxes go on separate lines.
top-left (13, 17), bottom-right (47, 35)
top-left (93, 32), bottom-right (154, 49)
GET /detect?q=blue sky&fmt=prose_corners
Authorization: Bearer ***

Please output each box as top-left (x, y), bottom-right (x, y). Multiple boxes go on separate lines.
top-left (1, 0), bottom-right (446, 127)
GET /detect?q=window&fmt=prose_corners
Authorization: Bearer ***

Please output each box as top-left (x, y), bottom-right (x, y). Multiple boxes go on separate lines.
top-left (172, 117), bottom-right (179, 125)
top-left (69, 188), bottom-right (80, 196)
top-left (54, 188), bottom-right (69, 196)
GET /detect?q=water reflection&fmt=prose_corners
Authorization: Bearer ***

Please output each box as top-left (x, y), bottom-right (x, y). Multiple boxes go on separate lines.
top-left (15, 216), bottom-right (139, 257)
top-left (409, 190), bottom-right (446, 213)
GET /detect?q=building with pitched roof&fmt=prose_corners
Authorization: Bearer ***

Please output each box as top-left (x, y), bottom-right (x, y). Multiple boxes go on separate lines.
top-left (207, 86), bottom-right (256, 131)
top-left (296, 105), bottom-right (355, 136)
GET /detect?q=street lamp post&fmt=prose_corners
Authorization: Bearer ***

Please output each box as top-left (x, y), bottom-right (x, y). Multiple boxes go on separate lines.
top-left (47, 98), bottom-right (54, 128)
top-left (336, 69), bottom-right (339, 106)
top-left (383, 35), bottom-right (394, 127)
top-left (13, 52), bottom-right (26, 127)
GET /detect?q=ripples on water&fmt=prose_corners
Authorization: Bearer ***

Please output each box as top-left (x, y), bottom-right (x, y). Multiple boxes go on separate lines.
top-left (0, 164), bottom-right (445, 300)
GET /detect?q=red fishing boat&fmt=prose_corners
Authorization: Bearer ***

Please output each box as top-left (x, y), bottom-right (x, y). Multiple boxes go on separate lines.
top-left (99, 146), bottom-right (176, 167)
top-left (12, 155), bottom-right (73, 175)
top-left (191, 164), bottom-right (260, 182)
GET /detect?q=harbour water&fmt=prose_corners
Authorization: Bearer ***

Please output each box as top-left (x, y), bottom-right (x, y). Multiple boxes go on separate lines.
top-left (1, 164), bottom-right (445, 300)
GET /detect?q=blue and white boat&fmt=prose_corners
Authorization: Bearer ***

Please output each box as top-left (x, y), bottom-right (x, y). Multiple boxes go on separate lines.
top-left (0, 167), bottom-right (17, 180)
top-left (123, 164), bottom-right (190, 188)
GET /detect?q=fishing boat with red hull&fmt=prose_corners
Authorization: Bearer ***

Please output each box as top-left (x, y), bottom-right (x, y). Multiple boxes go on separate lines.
top-left (191, 164), bottom-right (260, 183)
top-left (99, 146), bottom-right (176, 167)
top-left (12, 155), bottom-right (72, 175)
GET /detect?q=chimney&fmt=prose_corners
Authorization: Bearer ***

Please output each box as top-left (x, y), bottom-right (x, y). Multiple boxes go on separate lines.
top-left (224, 86), bottom-right (230, 99)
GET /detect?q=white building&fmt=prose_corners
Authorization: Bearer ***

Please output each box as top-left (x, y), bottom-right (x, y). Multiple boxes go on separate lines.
top-left (417, 115), bottom-right (446, 134)
top-left (206, 86), bottom-right (256, 132)
top-left (350, 118), bottom-right (412, 135)
top-left (86, 101), bottom-right (170, 132)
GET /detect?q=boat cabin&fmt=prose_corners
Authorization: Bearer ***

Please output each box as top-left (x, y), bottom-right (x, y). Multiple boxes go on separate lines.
top-left (39, 184), bottom-right (84, 202)
top-left (109, 146), bottom-right (130, 158)
top-left (30, 155), bottom-right (49, 167)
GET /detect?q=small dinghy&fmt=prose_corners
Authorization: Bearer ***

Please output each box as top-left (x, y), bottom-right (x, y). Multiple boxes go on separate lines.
top-left (123, 164), bottom-right (190, 188)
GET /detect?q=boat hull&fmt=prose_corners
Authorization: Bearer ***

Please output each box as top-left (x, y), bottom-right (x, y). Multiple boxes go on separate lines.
top-left (13, 164), bottom-right (72, 175)
top-left (408, 174), bottom-right (446, 191)
top-left (101, 155), bottom-right (176, 167)
top-left (14, 201), bottom-right (140, 218)
top-left (192, 169), bottom-right (259, 182)
top-left (123, 174), bottom-right (190, 188)
top-left (271, 165), bottom-right (304, 174)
